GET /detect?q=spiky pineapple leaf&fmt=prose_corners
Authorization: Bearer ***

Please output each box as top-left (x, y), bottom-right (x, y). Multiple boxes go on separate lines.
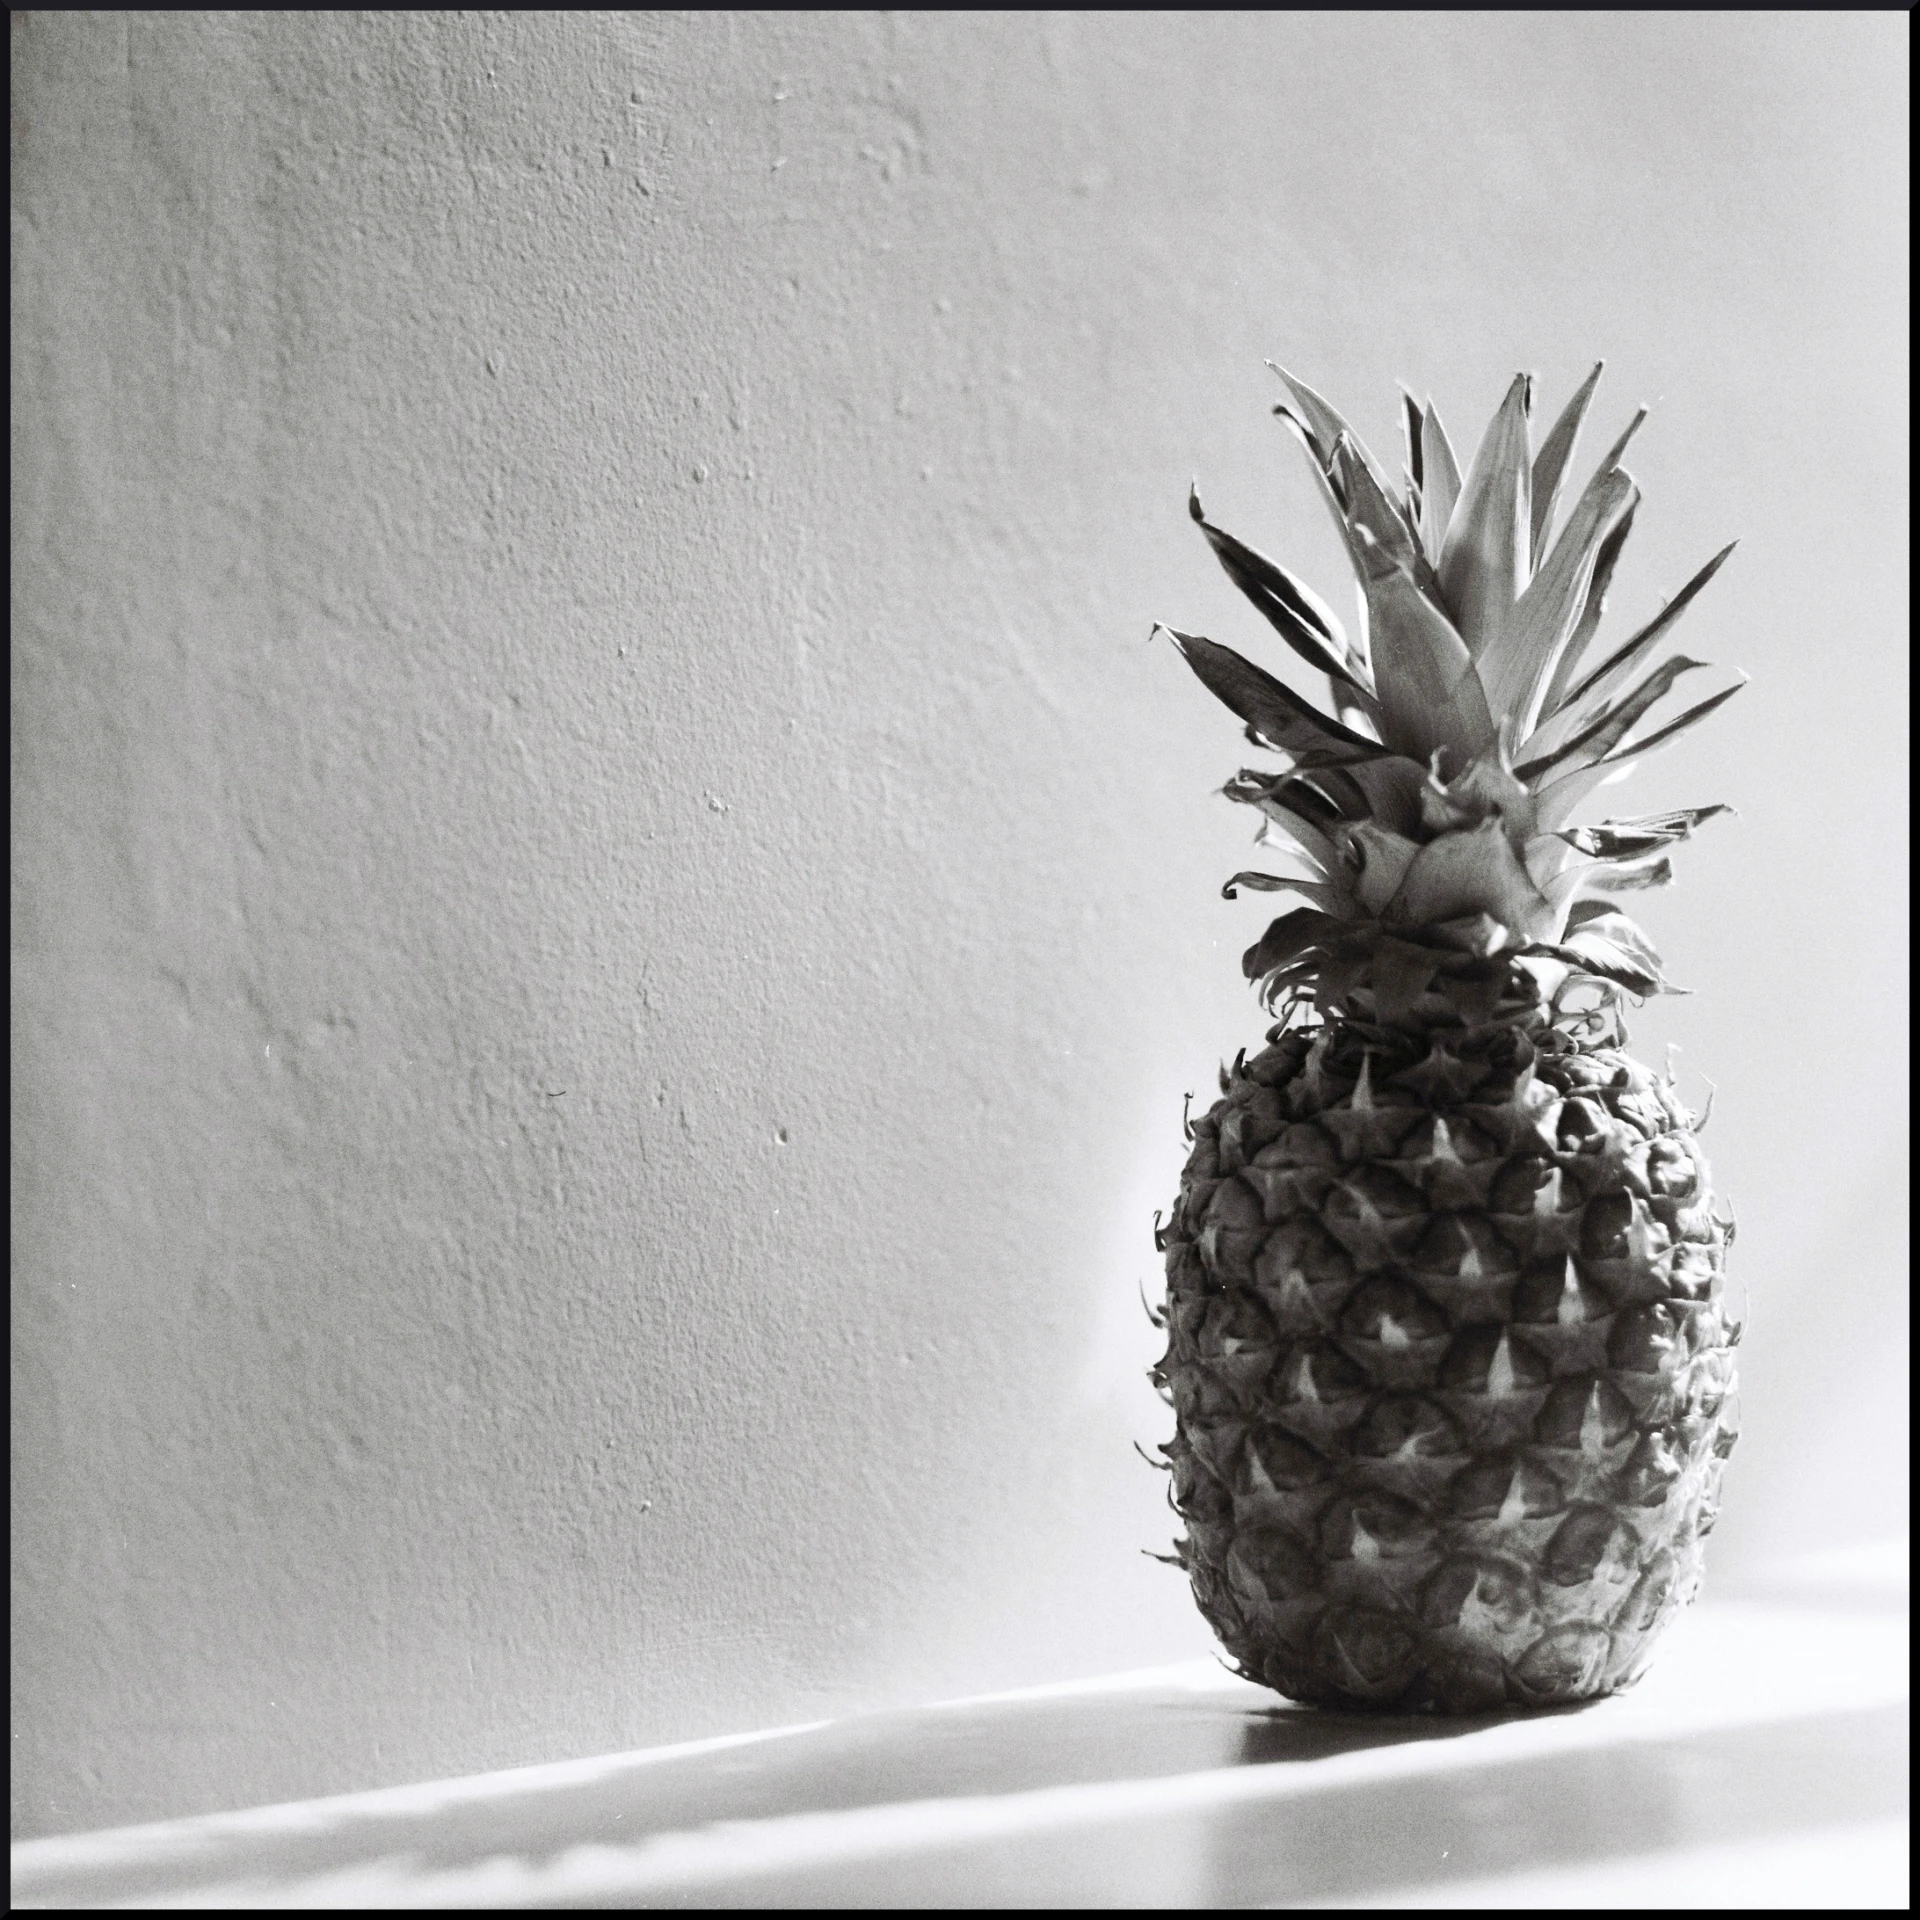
top-left (1222, 871), bottom-right (1348, 916)
top-left (1553, 543), bottom-right (1739, 721)
top-left (1348, 821), bottom-right (1422, 915)
top-left (1533, 680), bottom-right (1747, 831)
top-left (1222, 774), bottom-right (1344, 872)
top-left (1331, 756), bottom-right (1431, 837)
top-left (1237, 769), bottom-right (1348, 827)
top-left (1597, 678), bottom-right (1747, 761)
top-left (1395, 471), bottom-right (1425, 552)
top-left (1267, 363), bottom-right (1398, 505)
top-left (1530, 496), bottom-right (1639, 733)
top-left (1483, 465), bottom-right (1639, 728)
top-left (1419, 403), bottom-right (1464, 569)
top-left (1273, 405), bottom-right (1368, 596)
top-left (1516, 655), bottom-right (1711, 783)
top-left (1242, 906), bottom-right (1345, 982)
top-left (1332, 436), bottom-right (1432, 591)
top-left (1552, 906), bottom-right (1679, 995)
top-left (1597, 405), bottom-right (1649, 475)
top-left (1556, 805), bottom-right (1730, 858)
top-left (1272, 408), bottom-right (1387, 686)
top-left (1383, 815), bottom-right (1557, 940)
top-left (1438, 373), bottom-right (1533, 656)
top-left (1353, 532), bottom-right (1499, 766)
top-left (1254, 817), bottom-right (1350, 894)
top-left (1187, 487), bottom-right (1366, 693)
top-left (1282, 761), bottom-right (1375, 822)
top-left (1400, 389), bottom-right (1425, 492)
top-left (1530, 362), bottom-right (1605, 565)
top-left (1603, 803), bottom-right (1732, 837)
top-left (1160, 626), bottom-right (1385, 763)
top-left (1586, 855), bottom-right (1675, 892)
top-left (1564, 897), bottom-right (1623, 931)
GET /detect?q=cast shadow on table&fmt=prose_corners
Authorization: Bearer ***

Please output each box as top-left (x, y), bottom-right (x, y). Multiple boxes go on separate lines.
top-left (1230, 1698), bottom-right (1519, 1769)
top-left (1205, 1701), bottom-right (1908, 1909)
top-left (3, 1684), bottom-right (1537, 1909)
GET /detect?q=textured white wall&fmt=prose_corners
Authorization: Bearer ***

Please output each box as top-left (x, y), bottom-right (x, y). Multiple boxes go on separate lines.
top-left (12, 11), bottom-right (1907, 1837)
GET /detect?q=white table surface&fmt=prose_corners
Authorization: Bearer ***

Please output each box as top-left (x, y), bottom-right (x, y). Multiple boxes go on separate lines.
top-left (13, 1583), bottom-right (1908, 1909)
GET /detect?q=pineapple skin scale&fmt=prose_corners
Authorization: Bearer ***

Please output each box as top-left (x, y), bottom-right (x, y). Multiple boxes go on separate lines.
top-left (1155, 1009), bottom-right (1738, 1714)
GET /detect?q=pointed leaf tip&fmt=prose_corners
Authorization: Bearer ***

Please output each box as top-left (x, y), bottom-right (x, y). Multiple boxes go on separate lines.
top-left (1599, 406), bottom-right (1649, 475)
top-left (1165, 626), bottom-right (1383, 760)
top-left (1553, 539), bottom-right (1739, 719)
top-left (1187, 493), bottom-right (1364, 690)
top-left (1438, 375), bottom-right (1534, 655)
top-left (1530, 361), bottom-right (1607, 565)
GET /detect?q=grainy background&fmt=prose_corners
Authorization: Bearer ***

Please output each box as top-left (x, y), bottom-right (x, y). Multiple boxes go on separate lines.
top-left (11, 10), bottom-right (1907, 1838)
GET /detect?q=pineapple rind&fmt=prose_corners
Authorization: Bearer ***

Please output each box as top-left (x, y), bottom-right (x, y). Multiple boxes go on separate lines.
top-left (1156, 998), bottom-right (1737, 1715)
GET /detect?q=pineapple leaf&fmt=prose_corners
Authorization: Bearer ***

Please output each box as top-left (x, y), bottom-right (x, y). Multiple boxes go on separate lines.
top-left (1516, 655), bottom-right (1711, 783)
top-left (1609, 803), bottom-right (1734, 835)
top-left (1532, 680), bottom-right (1746, 831)
top-left (1330, 677), bottom-right (1383, 739)
top-left (1418, 402), bottom-right (1464, 569)
top-left (1563, 897), bottom-right (1621, 932)
top-left (1384, 816), bottom-right (1558, 941)
top-left (1352, 531), bottom-right (1499, 766)
top-left (1254, 816), bottom-right (1345, 887)
top-left (1223, 775), bottom-right (1344, 872)
top-left (1400, 388), bottom-right (1425, 493)
top-left (1529, 496), bottom-right (1640, 734)
top-left (1241, 906), bottom-right (1345, 983)
top-left (1254, 770), bottom-right (1349, 827)
top-left (1586, 855), bottom-right (1676, 892)
top-left (1484, 466), bottom-right (1639, 730)
top-left (1222, 870), bottom-right (1348, 915)
top-left (1550, 906), bottom-right (1680, 995)
top-left (1556, 805), bottom-right (1730, 858)
top-left (1597, 404), bottom-right (1649, 475)
top-left (1553, 543), bottom-right (1739, 721)
top-left (1529, 362), bottom-right (1605, 565)
top-left (1437, 373), bottom-right (1533, 657)
top-left (1267, 362), bottom-right (1398, 506)
top-left (1332, 436), bottom-right (1433, 592)
top-left (1532, 761), bottom-right (1621, 833)
top-left (1396, 471), bottom-right (1425, 552)
top-left (1282, 762), bottom-right (1378, 823)
top-left (1273, 406), bottom-right (1390, 682)
top-left (1159, 626), bottom-right (1384, 761)
top-left (1274, 407), bottom-right (1368, 615)
top-left (1597, 677), bottom-right (1747, 762)
top-left (1187, 487), bottom-right (1366, 692)
top-left (1515, 409), bottom-right (1650, 741)
top-left (1349, 821), bottom-right (1423, 915)
top-left (1336, 756), bottom-right (1432, 837)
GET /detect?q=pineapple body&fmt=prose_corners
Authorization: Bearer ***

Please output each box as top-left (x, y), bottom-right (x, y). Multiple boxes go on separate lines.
top-left (1157, 1002), bottom-right (1738, 1713)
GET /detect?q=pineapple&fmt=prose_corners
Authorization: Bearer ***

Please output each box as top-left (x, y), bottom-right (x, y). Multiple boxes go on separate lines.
top-left (1151, 363), bottom-right (1744, 1712)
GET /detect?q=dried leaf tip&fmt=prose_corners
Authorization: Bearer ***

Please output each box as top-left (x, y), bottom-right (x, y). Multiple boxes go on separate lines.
top-left (1599, 406), bottom-right (1650, 474)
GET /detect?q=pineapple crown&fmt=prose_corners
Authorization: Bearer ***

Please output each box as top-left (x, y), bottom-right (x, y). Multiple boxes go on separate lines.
top-left (1160, 362), bottom-right (1744, 1027)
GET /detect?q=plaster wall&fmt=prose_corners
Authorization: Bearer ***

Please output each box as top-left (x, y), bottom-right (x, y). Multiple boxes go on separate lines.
top-left (12, 11), bottom-right (1908, 1837)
